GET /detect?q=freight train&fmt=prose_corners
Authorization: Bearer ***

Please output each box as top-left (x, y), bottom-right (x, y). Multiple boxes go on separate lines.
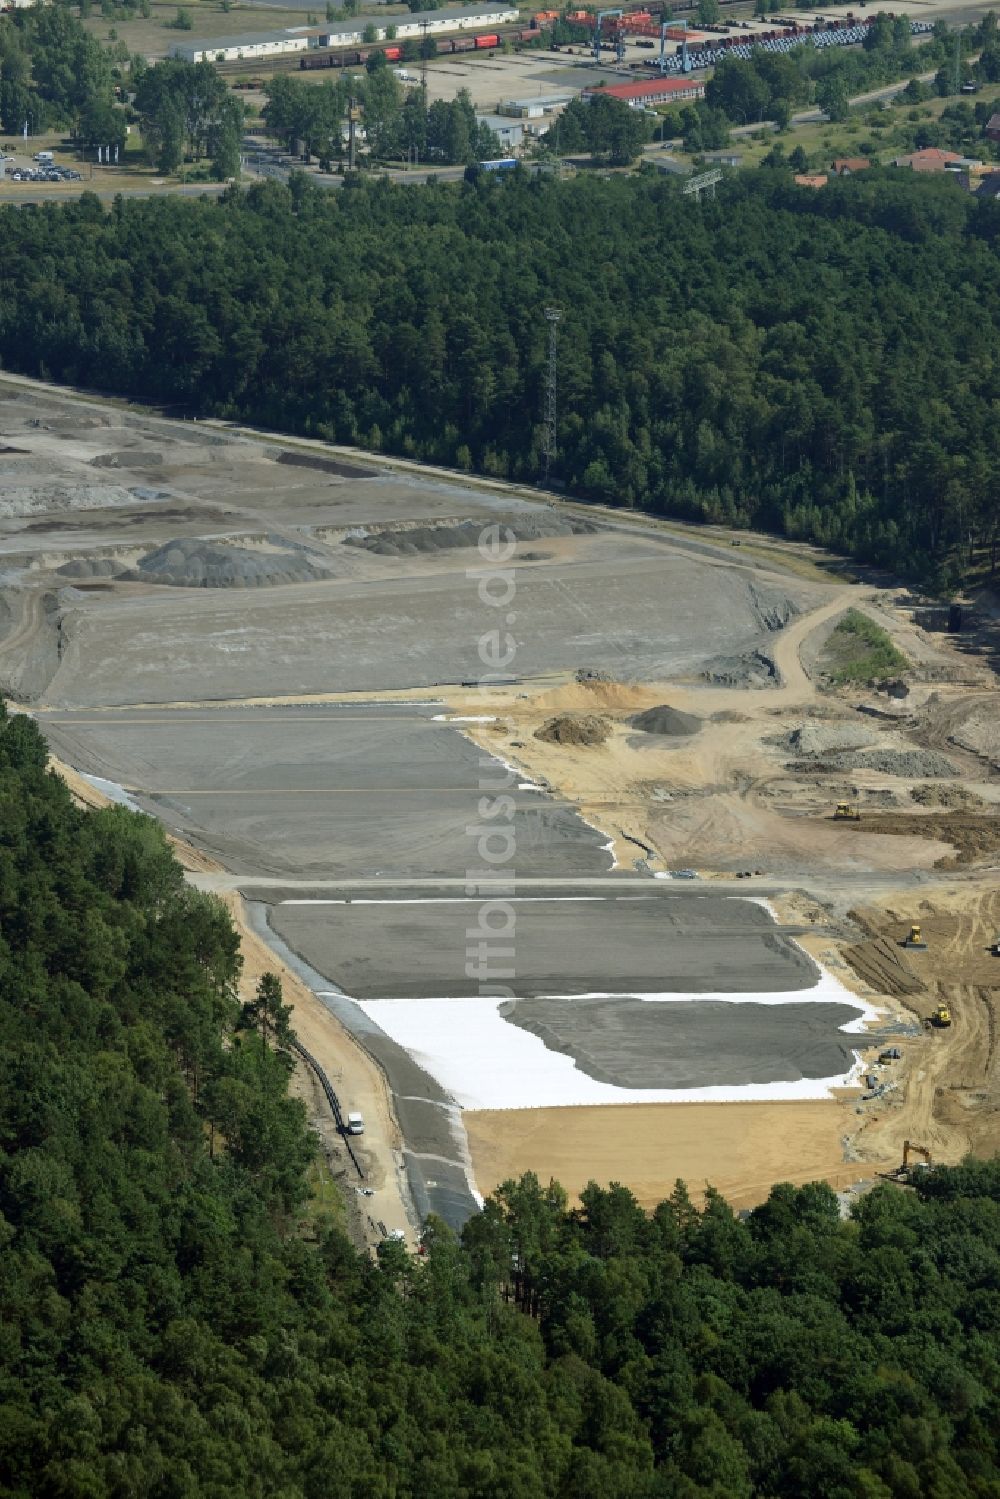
top-left (300, 25), bottom-right (541, 70)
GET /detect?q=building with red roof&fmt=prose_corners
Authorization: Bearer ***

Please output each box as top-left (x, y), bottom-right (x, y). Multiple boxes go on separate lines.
top-left (582, 77), bottom-right (706, 108)
top-left (891, 147), bottom-right (963, 172)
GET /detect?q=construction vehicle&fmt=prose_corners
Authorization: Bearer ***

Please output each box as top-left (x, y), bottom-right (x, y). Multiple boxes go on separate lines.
top-left (902, 923), bottom-right (927, 950)
top-left (833, 802), bottom-right (861, 821)
top-left (879, 1139), bottom-right (933, 1184)
top-left (925, 1002), bottom-right (952, 1029)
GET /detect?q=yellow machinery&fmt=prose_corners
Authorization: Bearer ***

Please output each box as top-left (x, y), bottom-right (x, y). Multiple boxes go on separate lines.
top-left (879, 1140), bottom-right (933, 1184)
top-left (833, 802), bottom-right (861, 821)
top-left (927, 1003), bottom-right (952, 1029)
top-left (903, 923), bottom-right (927, 950)
top-left (903, 1140), bottom-right (932, 1168)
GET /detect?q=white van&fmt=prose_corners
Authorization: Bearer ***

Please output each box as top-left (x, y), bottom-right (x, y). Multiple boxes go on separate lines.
top-left (34, 151), bottom-right (54, 164)
top-left (346, 1112), bottom-right (364, 1136)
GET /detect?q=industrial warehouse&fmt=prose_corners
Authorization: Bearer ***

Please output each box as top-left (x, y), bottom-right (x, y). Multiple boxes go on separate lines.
top-left (169, 4), bottom-right (518, 65)
top-left (582, 76), bottom-right (706, 106)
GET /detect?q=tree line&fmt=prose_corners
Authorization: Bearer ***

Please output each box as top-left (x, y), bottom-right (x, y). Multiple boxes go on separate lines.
top-left (4, 706), bottom-right (1000, 1493)
top-left (263, 73), bottom-right (498, 168)
top-left (1, 166), bottom-right (997, 583)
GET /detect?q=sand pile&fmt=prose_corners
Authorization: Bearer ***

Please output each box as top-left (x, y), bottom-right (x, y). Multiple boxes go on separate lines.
top-left (630, 704), bottom-right (701, 738)
top-left (535, 714), bottom-right (612, 747)
top-left (121, 538), bottom-right (331, 589)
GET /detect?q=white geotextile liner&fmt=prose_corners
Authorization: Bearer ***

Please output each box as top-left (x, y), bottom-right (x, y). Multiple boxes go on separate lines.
top-left (357, 965), bottom-right (880, 1112)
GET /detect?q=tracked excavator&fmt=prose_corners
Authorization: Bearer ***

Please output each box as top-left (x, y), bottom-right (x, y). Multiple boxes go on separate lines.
top-left (879, 1140), bottom-right (933, 1184)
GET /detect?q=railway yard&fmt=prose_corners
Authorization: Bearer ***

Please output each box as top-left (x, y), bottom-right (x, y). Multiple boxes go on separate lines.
top-left (6, 373), bottom-right (1000, 1243)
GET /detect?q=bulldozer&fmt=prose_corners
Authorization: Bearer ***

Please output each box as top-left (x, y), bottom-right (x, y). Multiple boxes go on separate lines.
top-left (879, 1139), bottom-right (933, 1184)
top-left (902, 923), bottom-right (927, 950)
top-left (833, 802), bottom-right (861, 822)
top-left (926, 1002), bottom-right (952, 1029)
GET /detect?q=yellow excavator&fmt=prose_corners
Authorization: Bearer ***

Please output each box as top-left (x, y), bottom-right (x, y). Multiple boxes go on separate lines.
top-left (833, 802), bottom-right (861, 822)
top-left (926, 1002), bottom-right (952, 1029)
top-left (880, 1140), bottom-right (933, 1184)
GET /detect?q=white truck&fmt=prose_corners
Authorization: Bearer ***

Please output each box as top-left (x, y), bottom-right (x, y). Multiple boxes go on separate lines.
top-left (346, 1112), bottom-right (364, 1136)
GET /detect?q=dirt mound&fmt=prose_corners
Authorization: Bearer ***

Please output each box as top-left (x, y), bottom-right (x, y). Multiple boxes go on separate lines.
top-left (911, 783), bottom-right (984, 810)
top-left (629, 704), bottom-right (701, 738)
top-left (950, 704), bottom-right (1000, 771)
top-left (121, 538), bottom-right (331, 589)
top-left (857, 812), bottom-right (1000, 867)
top-left (345, 512), bottom-right (595, 558)
top-left (535, 714), bottom-right (612, 747)
top-left (841, 931), bottom-right (924, 999)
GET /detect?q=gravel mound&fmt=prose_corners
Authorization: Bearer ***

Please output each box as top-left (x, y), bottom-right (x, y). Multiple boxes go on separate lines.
top-left (911, 783), bottom-right (984, 809)
top-left (830, 749), bottom-right (959, 778)
top-left (629, 704), bottom-right (702, 738)
top-left (789, 723), bottom-right (875, 756)
top-left (57, 558), bottom-right (123, 580)
top-left (91, 452), bottom-right (164, 471)
top-left (274, 449), bottom-right (375, 479)
top-left (701, 649), bottom-right (777, 688)
top-left (0, 483), bottom-right (137, 519)
top-left (121, 538), bottom-right (331, 589)
top-left (535, 714), bottom-right (612, 747)
top-left (345, 512), bottom-right (595, 558)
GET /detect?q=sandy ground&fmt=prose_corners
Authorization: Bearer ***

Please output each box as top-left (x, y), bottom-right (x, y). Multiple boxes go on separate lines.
top-left (465, 1100), bottom-right (880, 1212)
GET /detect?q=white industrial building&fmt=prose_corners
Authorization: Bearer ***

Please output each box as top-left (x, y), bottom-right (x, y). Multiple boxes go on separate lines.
top-left (170, 5), bottom-right (518, 64)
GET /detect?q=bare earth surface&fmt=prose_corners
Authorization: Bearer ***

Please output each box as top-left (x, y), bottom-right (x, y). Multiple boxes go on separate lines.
top-left (10, 373), bottom-right (1000, 1233)
top-left (465, 1100), bottom-right (871, 1213)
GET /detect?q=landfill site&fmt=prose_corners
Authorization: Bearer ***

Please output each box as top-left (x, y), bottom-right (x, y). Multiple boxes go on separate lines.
top-left (6, 372), bottom-right (1000, 1242)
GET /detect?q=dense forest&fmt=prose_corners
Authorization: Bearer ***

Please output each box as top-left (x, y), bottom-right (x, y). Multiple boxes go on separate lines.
top-left (5, 705), bottom-right (1000, 1494)
top-left (2, 167), bottom-right (997, 581)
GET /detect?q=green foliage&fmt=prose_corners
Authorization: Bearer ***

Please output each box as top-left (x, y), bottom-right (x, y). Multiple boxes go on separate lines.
top-left (170, 4), bottom-right (193, 27)
top-left (0, 168), bottom-right (996, 580)
top-left (134, 58), bottom-right (243, 171)
top-left (552, 94), bottom-right (653, 164)
top-left (6, 716), bottom-right (1000, 1490)
top-left (824, 607), bottom-right (910, 682)
top-left (0, 6), bottom-right (126, 138)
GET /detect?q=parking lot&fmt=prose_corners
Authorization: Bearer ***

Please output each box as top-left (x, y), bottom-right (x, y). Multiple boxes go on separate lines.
top-left (1, 147), bottom-right (83, 187)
